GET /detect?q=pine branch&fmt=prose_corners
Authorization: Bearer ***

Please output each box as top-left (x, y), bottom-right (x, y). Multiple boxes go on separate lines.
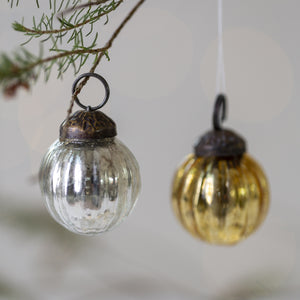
top-left (1, 0), bottom-right (126, 96)
top-left (60, 0), bottom-right (113, 15)
top-left (14, 1), bottom-right (123, 35)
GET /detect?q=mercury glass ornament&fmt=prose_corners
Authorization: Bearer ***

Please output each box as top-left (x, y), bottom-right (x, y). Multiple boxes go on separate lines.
top-left (39, 73), bottom-right (141, 235)
top-left (172, 95), bottom-right (270, 245)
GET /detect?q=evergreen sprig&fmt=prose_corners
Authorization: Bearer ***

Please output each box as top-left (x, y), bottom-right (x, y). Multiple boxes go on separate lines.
top-left (2, 0), bottom-right (123, 96)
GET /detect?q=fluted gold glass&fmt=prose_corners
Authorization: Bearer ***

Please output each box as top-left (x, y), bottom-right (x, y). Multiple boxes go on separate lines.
top-left (172, 154), bottom-right (269, 245)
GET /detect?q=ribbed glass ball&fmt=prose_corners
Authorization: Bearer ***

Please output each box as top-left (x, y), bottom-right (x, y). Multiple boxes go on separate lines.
top-left (172, 153), bottom-right (269, 245)
top-left (39, 137), bottom-right (141, 235)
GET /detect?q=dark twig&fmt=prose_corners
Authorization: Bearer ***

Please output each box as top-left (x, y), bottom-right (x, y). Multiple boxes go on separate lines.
top-left (64, 0), bottom-right (146, 131)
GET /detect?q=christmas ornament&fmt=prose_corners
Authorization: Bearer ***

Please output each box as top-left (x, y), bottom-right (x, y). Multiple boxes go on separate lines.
top-left (39, 73), bottom-right (141, 235)
top-left (171, 95), bottom-right (270, 245)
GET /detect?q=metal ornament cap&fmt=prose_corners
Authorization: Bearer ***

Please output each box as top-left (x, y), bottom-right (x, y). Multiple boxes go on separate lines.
top-left (194, 129), bottom-right (246, 158)
top-left (194, 94), bottom-right (246, 158)
top-left (60, 110), bottom-right (117, 142)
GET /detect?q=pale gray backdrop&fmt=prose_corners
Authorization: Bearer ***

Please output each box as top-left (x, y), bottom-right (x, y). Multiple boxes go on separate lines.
top-left (0, 1), bottom-right (299, 299)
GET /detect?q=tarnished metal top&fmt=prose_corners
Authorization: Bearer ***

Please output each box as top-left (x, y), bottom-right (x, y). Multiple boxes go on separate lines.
top-left (194, 94), bottom-right (247, 158)
top-left (194, 129), bottom-right (246, 158)
top-left (59, 110), bottom-right (117, 142)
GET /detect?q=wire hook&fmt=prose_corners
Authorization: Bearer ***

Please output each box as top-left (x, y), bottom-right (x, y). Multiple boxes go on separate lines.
top-left (72, 73), bottom-right (110, 111)
top-left (213, 94), bottom-right (227, 130)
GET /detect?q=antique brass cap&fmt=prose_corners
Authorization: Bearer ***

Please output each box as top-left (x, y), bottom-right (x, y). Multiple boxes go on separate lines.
top-left (194, 94), bottom-right (247, 158)
top-left (194, 129), bottom-right (246, 157)
top-left (59, 110), bottom-right (117, 142)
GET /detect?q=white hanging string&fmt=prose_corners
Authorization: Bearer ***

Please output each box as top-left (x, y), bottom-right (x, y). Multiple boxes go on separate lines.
top-left (216, 0), bottom-right (226, 95)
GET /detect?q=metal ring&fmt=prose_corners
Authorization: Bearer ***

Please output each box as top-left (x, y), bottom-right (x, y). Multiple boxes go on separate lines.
top-left (213, 94), bottom-right (227, 130)
top-left (72, 73), bottom-right (110, 111)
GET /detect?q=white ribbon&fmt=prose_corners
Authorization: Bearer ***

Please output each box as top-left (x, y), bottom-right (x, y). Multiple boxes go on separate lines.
top-left (216, 0), bottom-right (226, 95)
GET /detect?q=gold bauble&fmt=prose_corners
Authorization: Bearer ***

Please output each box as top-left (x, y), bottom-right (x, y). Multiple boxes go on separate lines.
top-left (172, 154), bottom-right (269, 245)
top-left (171, 95), bottom-right (270, 245)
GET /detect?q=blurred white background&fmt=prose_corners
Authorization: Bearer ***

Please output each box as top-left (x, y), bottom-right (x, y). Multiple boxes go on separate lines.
top-left (0, 0), bottom-right (299, 299)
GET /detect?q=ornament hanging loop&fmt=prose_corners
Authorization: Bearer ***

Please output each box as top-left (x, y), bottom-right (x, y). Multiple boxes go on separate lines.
top-left (213, 94), bottom-right (227, 131)
top-left (72, 73), bottom-right (110, 111)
